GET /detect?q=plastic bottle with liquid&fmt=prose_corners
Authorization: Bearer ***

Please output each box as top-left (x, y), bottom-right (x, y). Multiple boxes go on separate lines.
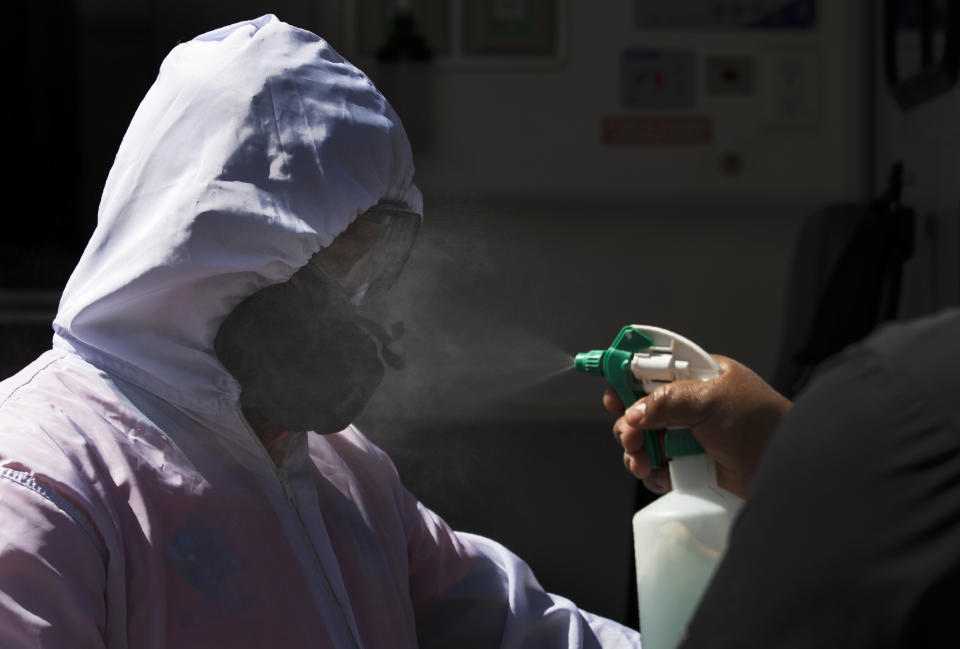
top-left (575, 325), bottom-right (743, 649)
top-left (633, 440), bottom-right (741, 649)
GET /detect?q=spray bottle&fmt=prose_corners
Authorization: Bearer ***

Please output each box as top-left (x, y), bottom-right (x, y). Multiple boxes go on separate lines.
top-left (575, 325), bottom-right (742, 649)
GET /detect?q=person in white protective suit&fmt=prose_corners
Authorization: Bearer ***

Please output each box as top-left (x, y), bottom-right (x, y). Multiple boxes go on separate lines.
top-left (0, 15), bottom-right (642, 649)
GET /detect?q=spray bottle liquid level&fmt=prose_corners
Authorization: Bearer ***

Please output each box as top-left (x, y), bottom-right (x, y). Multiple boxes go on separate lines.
top-left (575, 325), bottom-right (742, 648)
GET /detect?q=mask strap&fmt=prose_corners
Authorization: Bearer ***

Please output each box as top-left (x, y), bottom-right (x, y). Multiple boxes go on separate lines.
top-left (354, 314), bottom-right (405, 369)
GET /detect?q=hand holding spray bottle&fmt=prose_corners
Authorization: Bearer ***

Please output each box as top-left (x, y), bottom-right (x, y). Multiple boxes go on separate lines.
top-left (575, 325), bottom-right (743, 649)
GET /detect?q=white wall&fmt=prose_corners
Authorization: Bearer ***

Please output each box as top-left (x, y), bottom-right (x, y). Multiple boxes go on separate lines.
top-left (356, 0), bottom-right (869, 203)
top-left (349, 0), bottom-right (875, 419)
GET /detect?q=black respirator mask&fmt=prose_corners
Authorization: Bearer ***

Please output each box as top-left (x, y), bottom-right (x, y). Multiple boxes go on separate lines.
top-left (214, 203), bottom-right (420, 434)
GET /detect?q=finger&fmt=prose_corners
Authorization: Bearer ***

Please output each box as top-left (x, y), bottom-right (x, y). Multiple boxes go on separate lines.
top-left (602, 387), bottom-right (624, 414)
top-left (612, 416), bottom-right (641, 446)
top-left (711, 354), bottom-right (734, 374)
top-left (642, 466), bottom-right (671, 494)
top-left (623, 449), bottom-right (652, 481)
top-left (625, 381), bottom-right (713, 430)
top-left (618, 423), bottom-right (647, 455)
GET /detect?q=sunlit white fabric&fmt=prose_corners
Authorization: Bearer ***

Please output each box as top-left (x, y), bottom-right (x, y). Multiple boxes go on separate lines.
top-left (0, 14), bottom-right (641, 649)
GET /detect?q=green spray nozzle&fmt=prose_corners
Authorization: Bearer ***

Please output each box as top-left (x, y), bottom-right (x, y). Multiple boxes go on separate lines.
top-left (573, 350), bottom-right (605, 376)
top-left (575, 325), bottom-right (707, 470)
top-left (574, 326), bottom-right (652, 409)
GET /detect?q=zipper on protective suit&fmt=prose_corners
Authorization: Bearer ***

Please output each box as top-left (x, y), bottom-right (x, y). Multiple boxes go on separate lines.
top-left (240, 414), bottom-right (363, 649)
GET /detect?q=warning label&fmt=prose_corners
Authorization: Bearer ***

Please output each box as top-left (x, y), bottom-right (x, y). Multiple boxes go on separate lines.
top-left (602, 115), bottom-right (713, 146)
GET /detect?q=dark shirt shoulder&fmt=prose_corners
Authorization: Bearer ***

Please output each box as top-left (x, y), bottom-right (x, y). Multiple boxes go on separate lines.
top-left (682, 309), bottom-right (960, 649)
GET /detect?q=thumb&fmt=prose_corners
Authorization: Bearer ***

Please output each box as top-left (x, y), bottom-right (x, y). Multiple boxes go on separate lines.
top-left (625, 380), bottom-right (714, 430)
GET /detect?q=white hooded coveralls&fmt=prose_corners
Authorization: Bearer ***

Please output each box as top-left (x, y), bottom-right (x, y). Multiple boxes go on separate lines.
top-left (0, 15), bottom-right (641, 649)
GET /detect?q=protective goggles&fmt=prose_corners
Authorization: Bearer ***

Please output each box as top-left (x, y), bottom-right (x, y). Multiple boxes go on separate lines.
top-left (305, 202), bottom-right (421, 305)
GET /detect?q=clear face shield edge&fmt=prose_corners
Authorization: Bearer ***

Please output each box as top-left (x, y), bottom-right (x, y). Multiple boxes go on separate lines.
top-left (305, 202), bottom-right (421, 307)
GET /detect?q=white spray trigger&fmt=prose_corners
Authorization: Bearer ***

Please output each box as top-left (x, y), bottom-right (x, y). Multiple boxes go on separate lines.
top-left (626, 325), bottom-right (720, 394)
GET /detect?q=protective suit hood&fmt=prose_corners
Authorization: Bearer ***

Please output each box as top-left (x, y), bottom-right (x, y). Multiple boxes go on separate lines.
top-left (53, 14), bottom-right (422, 418)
